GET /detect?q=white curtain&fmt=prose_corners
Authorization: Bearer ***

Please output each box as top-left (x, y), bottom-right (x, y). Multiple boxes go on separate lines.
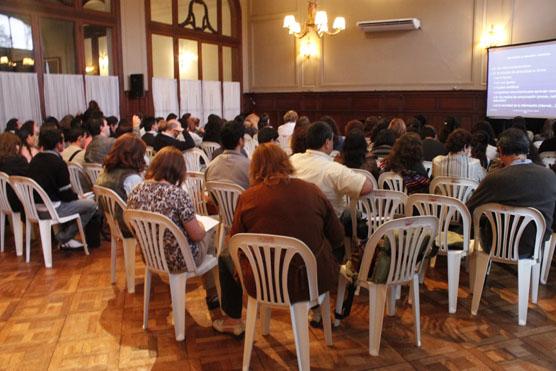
top-left (179, 79), bottom-right (203, 124)
top-left (202, 80), bottom-right (222, 124)
top-left (223, 81), bottom-right (241, 121)
top-left (44, 74), bottom-right (86, 119)
top-left (152, 77), bottom-right (179, 119)
top-left (0, 72), bottom-right (42, 131)
top-left (85, 75), bottom-right (120, 118)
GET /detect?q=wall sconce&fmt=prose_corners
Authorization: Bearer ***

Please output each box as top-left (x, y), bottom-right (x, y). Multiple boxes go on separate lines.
top-left (22, 57), bottom-right (34, 66)
top-left (300, 39), bottom-right (319, 59)
top-left (99, 53), bottom-right (109, 75)
top-left (0, 56), bottom-right (9, 64)
top-left (85, 65), bottom-right (96, 74)
top-left (179, 51), bottom-right (198, 71)
top-left (480, 24), bottom-right (507, 49)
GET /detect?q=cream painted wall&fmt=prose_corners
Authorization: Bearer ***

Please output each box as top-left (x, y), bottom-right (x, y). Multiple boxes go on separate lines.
top-left (121, 0), bottom-right (148, 90)
top-left (245, 0), bottom-right (556, 92)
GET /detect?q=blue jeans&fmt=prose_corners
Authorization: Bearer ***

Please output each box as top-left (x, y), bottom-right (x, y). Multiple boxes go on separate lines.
top-left (54, 199), bottom-right (97, 243)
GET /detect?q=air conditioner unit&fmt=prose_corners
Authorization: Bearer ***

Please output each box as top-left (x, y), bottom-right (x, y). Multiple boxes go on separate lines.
top-left (357, 18), bottom-right (421, 32)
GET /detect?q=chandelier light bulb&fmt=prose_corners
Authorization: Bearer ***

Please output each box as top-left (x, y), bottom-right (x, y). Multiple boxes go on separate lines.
top-left (333, 17), bottom-right (346, 31)
top-left (283, 15), bottom-right (296, 29)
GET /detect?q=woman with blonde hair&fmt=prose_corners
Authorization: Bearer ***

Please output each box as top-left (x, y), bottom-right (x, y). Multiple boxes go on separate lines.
top-left (388, 117), bottom-right (407, 139)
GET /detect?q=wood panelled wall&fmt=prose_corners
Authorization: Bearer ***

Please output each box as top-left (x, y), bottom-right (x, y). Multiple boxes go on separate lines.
top-left (243, 90), bottom-right (487, 134)
top-left (121, 92), bottom-right (153, 118)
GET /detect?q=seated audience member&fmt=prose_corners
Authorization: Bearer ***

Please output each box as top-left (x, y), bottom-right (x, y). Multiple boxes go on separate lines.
top-left (539, 120), bottom-right (556, 154)
top-left (29, 128), bottom-right (97, 249)
top-left (166, 113), bottom-right (178, 122)
top-left (512, 116), bottom-right (534, 142)
top-left (345, 120), bottom-right (365, 136)
top-left (290, 121), bottom-right (372, 216)
top-left (17, 121), bottom-right (39, 162)
top-left (383, 132), bottom-right (429, 194)
top-left (471, 130), bottom-right (490, 169)
top-left (83, 100), bottom-right (101, 122)
top-left (432, 128), bottom-right (486, 183)
top-left (257, 126), bottom-right (279, 144)
top-left (534, 119), bottom-right (555, 144)
top-left (44, 116), bottom-right (59, 128)
top-left (127, 148), bottom-right (218, 307)
top-left (467, 128), bottom-right (556, 257)
top-left (205, 120), bottom-right (250, 189)
top-left (388, 117), bottom-right (407, 140)
top-left (321, 115), bottom-right (344, 152)
top-left (106, 116), bottom-right (119, 137)
top-left (509, 120), bottom-right (543, 165)
top-left (471, 120), bottom-right (498, 161)
top-left (140, 117), bottom-right (159, 147)
top-left (97, 133), bottom-right (146, 236)
top-left (179, 114), bottom-right (203, 146)
top-left (0, 132), bottom-right (28, 212)
top-left (406, 117), bottom-right (424, 138)
top-left (85, 116), bottom-right (116, 164)
top-left (152, 119), bottom-right (195, 152)
top-left (203, 115), bottom-right (223, 144)
top-left (59, 115), bottom-right (74, 133)
top-left (277, 110), bottom-right (298, 150)
top-left (61, 127), bottom-right (90, 166)
top-left (243, 113), bottom-right (259, 138)
top-left (115, 119), bottom-right (132, 138)
top-left (371, 129), bottom-right (396, 159)
top-left (290, 116), bottom-right (311, 155)
top-left (338, 129), bottom-right (378, 175)
top-left (421, 125), bottom-right (447, 161)
top-left (5, 118), bottom-right (20, 133)
top-left (213, 143), bottom-right (344, 335)
top-left (364, 116), bottom-right (379, 140)
top-left (439, 116), bottom-right (460, 143)
top-left (257, 113), bottom-right (270, 131)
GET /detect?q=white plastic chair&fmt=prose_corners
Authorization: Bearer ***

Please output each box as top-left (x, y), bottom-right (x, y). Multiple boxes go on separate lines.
top-left (541, 233), bottom-right (556, 284)
top-left (541, 156), bottom-right (556, 168)
top-left (423, 161), bottom-right (433, 177)
top-left (67, 162), bottom-right (91, 197)
top-left (359, 190), bottom-right (408, 238)
top-left (430, 176), bottom-right (479, 204)
top-left (378, 171), bottom-right (405, 193)
top-left (10, 176), bottom-right (89, 268)
top-left (243, 134), bottom-right (258, 159)
top-left (93, 185), bottom-right (137, 294)
top-left (183, 172), bottom-right (209, 216)
top-left (335, 216), bottom-right (437, 356)
top-left (124, 209), bottom-right (218, 341)
top-left (206, 181), bottom-right (244, 256)
top-left (200, 141), bottom-right (221, 161)
top-left (230, 233), bottom-right (333, 371)
top-left (183, 148), bottom-right (210, 172)
top-left (470, 203), bottom-right (544, 326)
top-left (352, 168), bottom-right (378, 190)
top-left (407, 194), bottom-right (471, 313)
top-left (0, 172), bottom-right (23, 256)
top-left (83, 163), bottom-right (103, 185)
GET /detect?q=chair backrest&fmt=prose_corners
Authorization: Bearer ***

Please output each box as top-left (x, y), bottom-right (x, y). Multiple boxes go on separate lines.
top-left (206, 181), bottom-right (244, 228)
top-left (0, 171), bottom-right (14, 214)
top-left (358, 216), bottom-right (438, 285)
top-left (430, 176), bottom-right (478, 204)
top-left (92, 185), bottom-right (126, 239)
top-left (351, 168), bottom-right (378, 190)
top-left (473, 203), bottom-right (545, 262)
top-left (230, 233), bottom-right (319, 306)
top-left (83, 163), bottom-right (103, 185)
top-left (145, 146), bottom-right (156, 161)
top-left (200, 141), bottom-right (220, 161)
top-left (423, 161), bottom-right (433, 177)
top-left (378, 171), bottom-right (405, 193)
top-left (124, 209), bottom-right (197, 274)
top-left (541, 156), bottom-right (556, 168)
top-left (183, 171), bottom-right (209, 216)
top-left (243, 135), bottom-right (258, 159)
top-left (407, 194), bottom-right (471, 254)
top-left (67, 162), bottom-right (90, 196)
top-left (358, 190), bottom-right (408, 237)
top-left (9, 176), bottom-right (60, 222)
top-left (183, 148), bottom-right (210, 172)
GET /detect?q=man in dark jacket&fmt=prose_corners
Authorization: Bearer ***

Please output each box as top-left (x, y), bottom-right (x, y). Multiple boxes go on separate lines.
top-left (152, 119), bottom-right (195, 152)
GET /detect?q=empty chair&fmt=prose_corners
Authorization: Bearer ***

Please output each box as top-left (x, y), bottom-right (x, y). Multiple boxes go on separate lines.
top-left (0, 172), bottom-right (23, 256)
top-left (10, 176), bottom-right (89, 268)
top-left (83, 163), bottom-right (103, 185)
top-left (200, 141), bottom-right (221, 161)
top-left (67, 162), bottom-right (92, 197)
top-left (359, 190), bottom-right (408, 237)
top-left (230, 233), bottom-right (333, 371)
top-left (335, 216), bottom-right (437, 356)
top-left (183, 171), bottom-right (209, 216)
top-left (183, 148), bottom-right (210, 172)
top-left (124, 209), bottom-right (218, 341)
top-left (430, 176), bottom-right (479, 204)
top-left (470, 203), bottom-right (544, 326)
top-left (407, 194), bottom-right (471, 313)
top-left (378, 171), bottom-right (405, 193)
top-left (206, 181), bottom-right (244, 256)
top-left (93, 185), bottom-right (137, 294)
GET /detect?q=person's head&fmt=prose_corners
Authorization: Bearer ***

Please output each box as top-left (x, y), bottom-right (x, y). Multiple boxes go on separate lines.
top-left (406, 117), bottom-right (424, 137)
top-left (283, 110), bottom-right (298, 124)
top-left (342, 129), bottom-right (367, 169)
top-left (295, 116), bottom-right (311, 130)
top-left (258, 113), bottom-right (270, 130)
top-left (44, 116), bottom-right (59, 128)
top-left (5, 118), bottom-right (19, 133)
top-left (384, 132), bottom-right (423, 173)
top-left (471, 130), bottom-right (489, 168)
top-left (17, 126), bottom-right (36, 149)
top-left (146, 146), bottom-right (186, 186)
top-left (306, 121), bottom-right (333, 153)
top-left (244, 113), bottom-right (259, 137)
top-left (249, 143), bottom-right (294, 186)
top-left (421, 125), bottom-right (437, 139)
top-left (257, 126), bottom-right (279, 144)
top-left (345, 120), bottom-right (364, 136)
top-left (542, 119), bottom-right (556, 139)
top-left (87, 100), bottom-right (100, 112)
top-left (497, 128), bottom-right (530, 165)
top-left (141, 117), bottom-right (157, 133)
top-left (220, 120), bottom-right (245, 150)
top-left (187, 115), bottom-right (200, 131)
top-left (445, 128), bottom-right (473, 155)
top-left (0, 132), bottom-right (21, 160)
top-left (87, 116), bottom-right (110, 137)
top-left (512, 116), bottom-right (527, 130)
top-left (21, 120), bottom-right (39, 136)
top-left (364, 116), bottom-right (379, 138)
top-left (471, 120), bottom-right (495, 145)
top-left (373, 129), bottom-right (396, 148)
top-left (161, 119), bottom-right (184, 138)
top-left (415, 114), bottom-right (427, 126)
top-left (106, 116), bottom-right (118, 134)
top-left (115, 119), bottom-right (133, 138)
top-left (103, 133), bottom-right (146, 173)
top-left (291, 119), bottom-right (310, 154)
top-left (38, 127), bottom-right (64, 152)
top-left (369, 121), bottom-right (389, 143)
top-left (166, 113), bottom-right (178, 122)
top-left (204, 117), bottom-right (223, 143)
top-left (388, 117), bottom-right (406, 139)
top-left (439, 116), bottom-right (460, 143)
top-left (66, 127), bottom-right (86, 147)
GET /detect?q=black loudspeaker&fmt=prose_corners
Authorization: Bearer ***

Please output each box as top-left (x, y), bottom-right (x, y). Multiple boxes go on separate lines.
top-left (129, 74), bottom-right (144, 98)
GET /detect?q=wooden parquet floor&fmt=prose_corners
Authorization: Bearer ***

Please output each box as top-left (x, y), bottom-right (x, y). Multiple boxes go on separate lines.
top-left (1, 233), bottom-right (556, 370)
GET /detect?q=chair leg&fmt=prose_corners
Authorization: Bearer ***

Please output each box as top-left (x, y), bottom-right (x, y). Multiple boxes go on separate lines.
top-left (169, 274), bottom-right (187, 341)
top-left (123, 239), bottom-right (137, 294)
top-left (429, 256), bottom-right (437, 268)
top-left (38, 221), bottom-right (53, 268)
top-left (447, 251), bottom-right (463, 314)
top-left (75, 217), bottom-right (89, 256)
top-left (368, 284), bottom-right (387, 356)
top-left (290, 301), bottom-right (310, 371)
top-left (517, 260), bottom-right (533, 326)
top-left (531, 262), bottom-right (540, 304)
top-left (110, 237), bottom-right (117, 284)
top-left (143, 270), bottom-right (152, 330)
top-left (541, 236), bottom-right (556, 284)
top-left (216, 224), bottom-right (225, 257)
top-left (334, 274), bottom-right (348, 327)
top-left (25, 219), bottom-right (31, 263)
top-left (386, 286), bottom-right (397, 316)
top-left (411, 274), bottom-right (421, 347)
top-left (0, 212), bottom-right (4, 252)
top-left (260, 305), bottom-right (271, 336)
top-left (243, 296), bottom-right (258, 371)
top-left (319, 292), bottom-right (333, 346)
top-left (470, 251), bottom-right (491, 316)
top-left (11, 213), bottom-right (23, 257)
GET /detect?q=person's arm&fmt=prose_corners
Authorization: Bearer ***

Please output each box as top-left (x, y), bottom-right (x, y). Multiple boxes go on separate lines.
top-left (177, 131), bottom-right (195, 151)
top-left (183, 218), bottom-right (206, 242)
top-left (360, 178), bottom-right (373, 196)
top-left (56, 160), bottom-right (78, 202)
top-left (123, 174), bottom-right (143, 197)
top-left (180, 190), bottom-right (205, 241)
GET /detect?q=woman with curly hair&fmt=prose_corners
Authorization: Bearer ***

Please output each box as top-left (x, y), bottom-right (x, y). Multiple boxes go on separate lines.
top-left (382, 132), bottom-right (429, 194)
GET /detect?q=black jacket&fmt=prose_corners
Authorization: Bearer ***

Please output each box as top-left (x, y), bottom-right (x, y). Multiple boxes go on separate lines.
top-left (153, 132), bottom-right (195, 152)
top-left (0, 154), bottom-right (28, 212)
top-left (28, 151), bottom-right (77, 203)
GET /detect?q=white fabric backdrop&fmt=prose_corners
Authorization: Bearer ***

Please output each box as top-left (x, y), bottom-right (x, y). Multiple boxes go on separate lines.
top-left (179, 79), bottom-right (203, 124)
top-left (85, 75), bottom-right (120, 118)
top-left (152, 77), bottom-right (179, 119)
top-left (223, 81), bottom-right (241, 121)
top-left (202, 80), bottom-right (222, 124)
top-left (44, 74), bottom-right (86, 119)
top-left (0, 72), bottom-right (42, 131)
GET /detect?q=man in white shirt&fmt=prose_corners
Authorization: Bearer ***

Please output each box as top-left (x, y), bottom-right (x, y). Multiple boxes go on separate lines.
top-left (277, 110), bottom-right (298, 150)
top-left (61, 127), bottom-right (90, 166)
top-left (290, 121), bottom-right (373, 216)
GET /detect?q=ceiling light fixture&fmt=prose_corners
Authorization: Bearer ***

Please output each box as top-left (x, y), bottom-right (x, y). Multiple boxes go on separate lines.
top-left (283, 0), bottom-right (346, 39)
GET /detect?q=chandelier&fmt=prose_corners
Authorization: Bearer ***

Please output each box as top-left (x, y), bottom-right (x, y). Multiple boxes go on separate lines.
top-left (283, 0), bottom-right (346, 39)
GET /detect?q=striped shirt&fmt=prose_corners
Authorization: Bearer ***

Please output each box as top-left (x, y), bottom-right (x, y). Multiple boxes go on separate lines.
top-left (432, 153), bottom-right (486, 183)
